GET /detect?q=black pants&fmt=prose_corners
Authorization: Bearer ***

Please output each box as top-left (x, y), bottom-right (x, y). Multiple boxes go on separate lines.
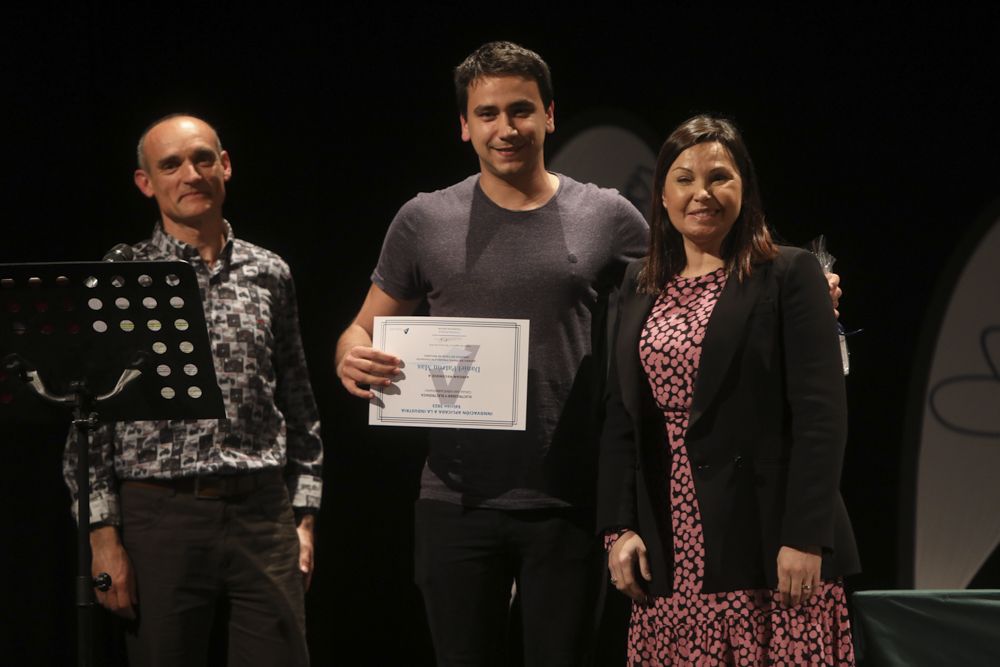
top-left (120, 474), bottom-right (308, 667)
top-left (414, 500), bottom-right (602, 667)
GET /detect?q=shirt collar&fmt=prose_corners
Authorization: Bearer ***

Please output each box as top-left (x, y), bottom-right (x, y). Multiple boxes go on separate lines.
top-left (148, 220), bottom-right (237, 267)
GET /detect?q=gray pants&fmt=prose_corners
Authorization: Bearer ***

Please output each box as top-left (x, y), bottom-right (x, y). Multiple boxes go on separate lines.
top-left (120, 472), bottom-right (308, 667)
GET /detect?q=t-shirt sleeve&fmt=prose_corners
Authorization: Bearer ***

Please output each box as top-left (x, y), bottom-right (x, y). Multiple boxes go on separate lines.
top-left (370, 200), bottom-right (426, 301)
top-left (615, 196), bottom-right (649, 263)
top-left (598, 195), bottom-right (648, 293)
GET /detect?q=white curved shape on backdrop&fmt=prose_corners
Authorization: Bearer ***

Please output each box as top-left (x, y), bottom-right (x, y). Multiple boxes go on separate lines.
top-left (916, 214), bottom-right (1000, 588)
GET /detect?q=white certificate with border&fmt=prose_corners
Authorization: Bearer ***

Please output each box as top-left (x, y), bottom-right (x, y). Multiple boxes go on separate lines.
top-left (369, 316), bottom-right (529, 430)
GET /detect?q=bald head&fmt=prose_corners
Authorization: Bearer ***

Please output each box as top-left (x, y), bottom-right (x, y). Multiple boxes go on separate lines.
top-left (133, 113), bottom-right (232, 231)
top-left (137, 113), bottom-right (223, 171)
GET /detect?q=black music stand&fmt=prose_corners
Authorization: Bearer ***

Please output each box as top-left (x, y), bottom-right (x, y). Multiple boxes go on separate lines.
top-left (0, 260), bottom-right (225, 667)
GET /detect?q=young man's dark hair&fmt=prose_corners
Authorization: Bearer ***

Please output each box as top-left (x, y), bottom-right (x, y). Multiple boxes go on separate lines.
top-left (453, 41), bottom-right (554, 116)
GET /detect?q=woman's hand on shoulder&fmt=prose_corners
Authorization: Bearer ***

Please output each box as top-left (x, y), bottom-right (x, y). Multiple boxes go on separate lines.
top-left (826, 272), bottom-right (842, 318)
top-left (608, 530), bottom-right (652, 603)
top-left (776, 545), bottom-right (822, 607)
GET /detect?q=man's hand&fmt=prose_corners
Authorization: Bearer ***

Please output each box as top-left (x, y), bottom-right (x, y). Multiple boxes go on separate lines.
top-left (336, 345), bottom-right (401, 399)
top-left (776, 545), bottom-right (821, 607)
top-left (826, 272), bottom-right (842, 319)
top-left (335, 284), bottom-right (419, 400)
top-left (296, 514), bottom-right (316, 592)
top-left (607, 530), bottom-right (652, 603)
top-left (90, 525), bottom-right (137, 619)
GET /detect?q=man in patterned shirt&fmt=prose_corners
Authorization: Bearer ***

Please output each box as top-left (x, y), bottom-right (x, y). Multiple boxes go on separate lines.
top-left (64, 114), bottom-right (322, 666)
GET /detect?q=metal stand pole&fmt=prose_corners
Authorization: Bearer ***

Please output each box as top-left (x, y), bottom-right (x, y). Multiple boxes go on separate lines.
top-left (72, 383), bottom-right (97, 667)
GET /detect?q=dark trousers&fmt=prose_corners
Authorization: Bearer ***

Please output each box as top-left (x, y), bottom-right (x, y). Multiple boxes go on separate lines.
top-left (120, 473), bottom-right (308, 667)
top-left (414, 499), bottom-right (602, 667)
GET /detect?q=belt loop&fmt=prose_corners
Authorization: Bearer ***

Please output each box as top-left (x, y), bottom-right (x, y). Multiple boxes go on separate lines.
top-left (193, 475), bottom-right (222, 501)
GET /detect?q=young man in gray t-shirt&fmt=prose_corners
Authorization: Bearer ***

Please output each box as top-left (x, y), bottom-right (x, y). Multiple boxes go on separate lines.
top-left (336, 41), bottom-right (648, 665)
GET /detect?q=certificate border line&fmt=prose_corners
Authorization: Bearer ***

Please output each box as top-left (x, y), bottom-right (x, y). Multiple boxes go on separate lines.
top-left (372, 318), bottom-right (525, 428)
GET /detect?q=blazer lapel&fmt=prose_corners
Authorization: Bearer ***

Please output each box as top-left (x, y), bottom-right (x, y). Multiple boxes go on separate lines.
top-left (688, 267), bottom-right (766, 431)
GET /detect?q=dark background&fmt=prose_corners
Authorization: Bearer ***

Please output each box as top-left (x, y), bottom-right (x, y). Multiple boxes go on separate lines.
top-left (4, 4), bottom-right (999, 665)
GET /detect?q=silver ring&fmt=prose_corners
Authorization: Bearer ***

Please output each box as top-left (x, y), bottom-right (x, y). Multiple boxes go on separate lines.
top-left (610, 576), bottom-right (617, 584)
top-left (801, 584), bottom-right (812, 591)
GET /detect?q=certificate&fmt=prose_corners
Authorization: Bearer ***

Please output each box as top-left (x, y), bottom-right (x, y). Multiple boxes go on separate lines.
top-left (369, 316), bottom-right (529, 430)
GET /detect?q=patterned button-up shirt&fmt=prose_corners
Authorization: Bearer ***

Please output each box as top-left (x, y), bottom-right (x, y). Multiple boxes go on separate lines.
top-left (64, 222), bottom-right (323, 524)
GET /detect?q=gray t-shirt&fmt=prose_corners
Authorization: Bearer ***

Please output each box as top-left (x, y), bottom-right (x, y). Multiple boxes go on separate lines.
top-left (373, 174), bottom-right (648, 509)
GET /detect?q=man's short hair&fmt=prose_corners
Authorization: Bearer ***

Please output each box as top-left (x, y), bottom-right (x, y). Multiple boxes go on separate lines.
top-left (454, 41), bottom-right (553, 117)
top-left (136, 113), bottom-right (223, 170)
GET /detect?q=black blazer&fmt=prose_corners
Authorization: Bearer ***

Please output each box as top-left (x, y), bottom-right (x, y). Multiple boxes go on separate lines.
top-left (596, 247), bottom-right (860, 596)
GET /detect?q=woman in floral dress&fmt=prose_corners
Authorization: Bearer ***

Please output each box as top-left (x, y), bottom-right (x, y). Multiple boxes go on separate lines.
top-left (597, 115), bottom-right (860, 666)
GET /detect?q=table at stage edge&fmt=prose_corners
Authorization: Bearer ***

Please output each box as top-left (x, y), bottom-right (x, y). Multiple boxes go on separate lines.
top-left (852, 589), bottom-right (1000, 666)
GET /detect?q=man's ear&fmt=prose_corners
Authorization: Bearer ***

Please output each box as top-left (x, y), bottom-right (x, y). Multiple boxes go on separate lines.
top-left (220, 150), bottom-right (232, 181)
top-left (545, 101), bottom-right (555, 134)
top-left (460, 114), bottom-right (471, 143)
top-left (134, 169), bottom-right (154, 198)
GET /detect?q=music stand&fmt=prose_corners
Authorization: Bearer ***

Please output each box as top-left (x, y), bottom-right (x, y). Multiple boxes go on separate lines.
top-left (0, 260), bottom-right (225, 667)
